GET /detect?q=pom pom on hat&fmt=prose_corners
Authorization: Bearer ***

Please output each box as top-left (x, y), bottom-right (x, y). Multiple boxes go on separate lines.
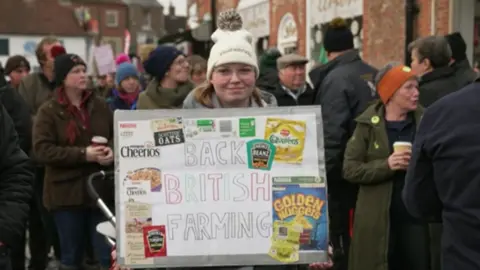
top-left (51, 45), bottom-right (66, 58)
top-left (211, 8), bottom-right (253, 44)
top-left (323, 17), bottom-right (354, 53)
top-left (115, 53), bottom-right (131, 66)
top-left (329, 17), bottom-right (347, 28)
top-left (207, 9), bottom-right (258, 79)
top-left (217, 9), bottom-right (243, 31)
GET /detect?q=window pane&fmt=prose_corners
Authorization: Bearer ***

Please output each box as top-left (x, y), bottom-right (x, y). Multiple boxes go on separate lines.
top-left (0, 39), bottom-right (9, 55)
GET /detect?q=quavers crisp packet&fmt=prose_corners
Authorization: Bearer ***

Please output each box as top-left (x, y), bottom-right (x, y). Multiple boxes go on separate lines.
top-left (264, 118), bottom-right (306, 164)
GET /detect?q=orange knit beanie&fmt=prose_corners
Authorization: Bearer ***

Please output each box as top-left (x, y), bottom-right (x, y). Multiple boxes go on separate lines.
top-left (377, 65), bottom-right (416, 104)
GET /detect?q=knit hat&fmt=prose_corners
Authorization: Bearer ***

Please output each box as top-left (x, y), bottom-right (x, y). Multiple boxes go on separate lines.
top-left (143, 45), bottom-right (183, 81)
top-left (115, 53), bottom-right (131, 66)
top-left (323, 17), bottom-right (354, 53)
top-left (207, 9), bottom-right (258, 79)
top-left (376, 65), bottom-right (416, 104)
top-left (4, 55), bottom-right (30, 74)
top-left (116, 62), bottom-right (139, 85)
top-left (445, 32), bottom-right (467, 61)
top-left (51, 45), bottom-right (86, 87)
top-left (259, 48), bottom-right (282, 72)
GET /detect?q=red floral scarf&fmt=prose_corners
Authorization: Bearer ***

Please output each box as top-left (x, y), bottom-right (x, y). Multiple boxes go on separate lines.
top-left (56, 87), bottom-right (92, 144)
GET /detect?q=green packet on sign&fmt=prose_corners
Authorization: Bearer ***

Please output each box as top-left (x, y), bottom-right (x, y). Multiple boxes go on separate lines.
top-left (268, 220), bottom-right (301, 263)
top-left (268, 239), bottom-right (299, 263)
top-left (246, 139), bottom-right (275, 171)
top-left (272, 220), bottom-right (302, 245)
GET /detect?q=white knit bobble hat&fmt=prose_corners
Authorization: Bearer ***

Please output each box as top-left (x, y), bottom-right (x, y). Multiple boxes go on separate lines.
top-left (206, 9), bottom-right (259, 79)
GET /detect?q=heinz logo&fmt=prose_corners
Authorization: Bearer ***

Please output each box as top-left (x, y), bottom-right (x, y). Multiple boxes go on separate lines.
top-left (120, 123), bottom-right (136, 128)
top-left (280, 129), bottom-right (290, 136)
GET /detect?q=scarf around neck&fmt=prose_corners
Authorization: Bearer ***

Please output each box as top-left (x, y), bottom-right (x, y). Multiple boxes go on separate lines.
top-left (117, 87), bottom-right (140, 107)
top-left (56, 87), bottom-right (92, 144)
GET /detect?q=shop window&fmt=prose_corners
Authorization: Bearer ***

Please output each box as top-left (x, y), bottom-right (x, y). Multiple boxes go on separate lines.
top-left (105, 10), bottom-right (119, 27)
top-left (0, 39), bottom-right (9, 56)
top-left (142, 10), bottom-right (152, 30)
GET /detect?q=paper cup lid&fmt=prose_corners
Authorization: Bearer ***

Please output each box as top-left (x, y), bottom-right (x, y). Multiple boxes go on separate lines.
top-left (393, 141), bottom-right (412, 146)
top-left (92, 136), bottom-right (108, 143)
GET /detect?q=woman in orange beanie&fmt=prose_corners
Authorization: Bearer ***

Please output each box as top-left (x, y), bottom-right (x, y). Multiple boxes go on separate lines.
top-left (342, 62), bottom-right (431, 270)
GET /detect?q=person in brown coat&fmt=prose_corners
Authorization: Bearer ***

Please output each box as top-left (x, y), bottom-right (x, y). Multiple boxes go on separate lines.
top-left (32, 46), bottom-right (114, 270)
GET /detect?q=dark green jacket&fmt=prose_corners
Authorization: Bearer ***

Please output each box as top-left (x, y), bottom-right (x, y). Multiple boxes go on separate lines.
top-left (343, 100), bottom-right (424, 270)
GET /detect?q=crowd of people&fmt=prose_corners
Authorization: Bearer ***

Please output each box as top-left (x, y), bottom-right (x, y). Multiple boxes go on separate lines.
top-left (0, 8), bottom-right (479, 270)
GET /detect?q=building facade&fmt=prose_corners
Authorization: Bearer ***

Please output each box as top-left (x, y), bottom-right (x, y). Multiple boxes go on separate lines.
top-left (123, 0), bottom-right (165, 54)
top-left (237, 0), bottom-right (270, 55)
top-left (0, 0), bottom-right (88, 69)
top-left (73, 0), bottom-right (128, 55)
top-left (186, 0), bottom-right (478, 68)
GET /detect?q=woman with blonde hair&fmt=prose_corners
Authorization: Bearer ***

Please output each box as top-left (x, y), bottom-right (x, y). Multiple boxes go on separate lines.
top-left (183, 10), bottom-right (276, 109)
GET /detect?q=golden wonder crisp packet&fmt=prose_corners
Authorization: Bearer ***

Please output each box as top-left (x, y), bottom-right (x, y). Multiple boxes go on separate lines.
top-left (264, 118), bottom-right (306, 164)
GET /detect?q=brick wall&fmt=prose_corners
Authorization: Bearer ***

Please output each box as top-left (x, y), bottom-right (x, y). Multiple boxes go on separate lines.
top-left (362, 0), bottom-right (450, 67)
top-left (270, 0), bottom-right (307, 56)
top-left (193, 0), bottom-right (240, 22)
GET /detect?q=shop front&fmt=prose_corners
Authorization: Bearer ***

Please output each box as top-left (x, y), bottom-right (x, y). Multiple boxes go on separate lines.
top-left (237, 0), bottom-right (270, 55)
top-left (450, 0), bottom-right (476, 66)
top-left (277, 12), bottom-right (299, 54)
top-left (307, 0), bottom-right (363, 63)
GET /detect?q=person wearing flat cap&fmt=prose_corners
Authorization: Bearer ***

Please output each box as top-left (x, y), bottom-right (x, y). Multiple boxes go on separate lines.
top-left (269, 53), bottom-right (316, 106)
top-left (308, 17), bottom-right (377, 270)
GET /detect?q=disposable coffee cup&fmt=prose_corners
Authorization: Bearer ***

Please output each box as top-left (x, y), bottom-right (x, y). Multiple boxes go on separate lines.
top-left (393, 141), bottom-right (412, 153)
top-left (91, 136), bottom-right (108, 147)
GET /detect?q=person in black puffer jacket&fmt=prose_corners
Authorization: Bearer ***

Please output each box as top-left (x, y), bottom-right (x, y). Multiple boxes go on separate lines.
top-left (309, 17), bottom-right (377, 270)
top-left (0, 66), bottom-right (32, 153)
top-left (0, 102), bottom-right (34, 270)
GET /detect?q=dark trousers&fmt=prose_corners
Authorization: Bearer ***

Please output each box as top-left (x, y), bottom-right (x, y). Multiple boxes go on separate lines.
top-left (329, 201), bottom-right (351, 270)
top-left (53, 209), bottom-right (111, 268)
top-left (388, 222), bottom-right (430, 270)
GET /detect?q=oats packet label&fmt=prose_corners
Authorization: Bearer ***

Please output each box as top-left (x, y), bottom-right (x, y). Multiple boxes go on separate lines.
top-left (264, 118), bottom-right (306, 164)
top-left (150, 118), bottom-right (185, 147)
top-left (246, 139), bottom-right (275, 171)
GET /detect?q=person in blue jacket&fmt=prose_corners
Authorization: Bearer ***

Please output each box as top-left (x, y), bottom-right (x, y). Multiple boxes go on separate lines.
top-left (107, 62), bottom-right (141, 110)
top-left (403, 77), bottom-right (480, 270)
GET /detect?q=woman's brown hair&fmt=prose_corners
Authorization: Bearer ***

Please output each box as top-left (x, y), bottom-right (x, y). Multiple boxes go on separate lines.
top-left (193, 81), bottom-right (264, 108)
